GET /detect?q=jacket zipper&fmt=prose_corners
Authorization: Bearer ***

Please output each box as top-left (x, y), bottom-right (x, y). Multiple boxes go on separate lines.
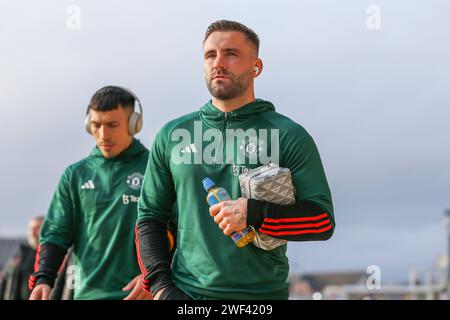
top-left (214, 112), bottom-right (228, 168)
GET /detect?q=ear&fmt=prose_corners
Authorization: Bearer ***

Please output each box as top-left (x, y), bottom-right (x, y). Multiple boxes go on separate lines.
top-left (254, 58), bottom-right (263, 77)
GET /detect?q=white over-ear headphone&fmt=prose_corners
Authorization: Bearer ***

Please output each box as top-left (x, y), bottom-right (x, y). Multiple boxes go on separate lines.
top-left (84, 86), bottom-right (144, 136)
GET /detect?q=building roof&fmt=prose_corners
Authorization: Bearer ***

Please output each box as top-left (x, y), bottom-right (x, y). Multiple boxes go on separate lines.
top-left (297, 271), bottom-right (368, 291)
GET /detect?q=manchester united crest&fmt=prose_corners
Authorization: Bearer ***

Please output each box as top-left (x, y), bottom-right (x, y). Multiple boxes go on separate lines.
top-left (127, 172), bottom-right (144, 190)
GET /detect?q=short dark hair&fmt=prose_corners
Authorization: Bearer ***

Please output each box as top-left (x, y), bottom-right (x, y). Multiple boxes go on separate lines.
top-left (204, 20), bottom-right (260, 55)
top-left (87, 86), bottom-right (135, 114)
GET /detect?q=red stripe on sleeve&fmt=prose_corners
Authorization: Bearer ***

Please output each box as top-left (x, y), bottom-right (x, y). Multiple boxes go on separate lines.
top-left (259, 223), bottom-right (333, 236)
top-left (33, 244), bottom-right (42, 273)
top-left (134, 226), bottom-right (149, 279)
top-left (263, 213), bottom-right (328, 224)
top-left (261, 219), bottom-right (331, 230)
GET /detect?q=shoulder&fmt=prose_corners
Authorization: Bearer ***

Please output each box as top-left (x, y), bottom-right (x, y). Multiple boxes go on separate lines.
top-left (160, 111), bottom-right (199, 134)
top-left (66, 156), bottom-right (91, 173)
top-left (60, 156), bottom-right (95, 183)
top-left (261, 110), bottom-right (312, 142)
top-left (154, 111), bottom-right (199, 144)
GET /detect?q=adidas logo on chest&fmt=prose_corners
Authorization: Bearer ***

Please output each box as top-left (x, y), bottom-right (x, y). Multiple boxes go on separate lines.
top-left (81, 180), bottom-right (95, 189)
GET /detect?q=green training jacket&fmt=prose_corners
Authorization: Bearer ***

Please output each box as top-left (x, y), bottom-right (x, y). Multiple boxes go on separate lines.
top-left (138, 99), bottom-right (334, 299)
top-left (40, 139), bottom-right (149, 299)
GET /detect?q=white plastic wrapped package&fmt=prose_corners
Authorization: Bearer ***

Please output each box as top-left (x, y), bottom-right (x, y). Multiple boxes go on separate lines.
top-left (239, 163), bottom-right (296, 250)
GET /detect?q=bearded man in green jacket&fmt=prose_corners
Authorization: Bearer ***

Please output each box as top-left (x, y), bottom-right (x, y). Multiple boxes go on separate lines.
top-left (136, 20), bottom-right (336, 300)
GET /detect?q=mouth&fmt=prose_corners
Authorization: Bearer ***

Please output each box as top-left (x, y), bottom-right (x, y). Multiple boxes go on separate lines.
top-left (212, 75), bottom-right (229, 80)
top-left (100, 144), bottom-right (114, 151)
top-left (212, 77), bottom-right (230, 85)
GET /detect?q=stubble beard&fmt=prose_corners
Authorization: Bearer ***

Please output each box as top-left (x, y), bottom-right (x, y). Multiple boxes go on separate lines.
top-left (206, 69), bottom-right (253, 101)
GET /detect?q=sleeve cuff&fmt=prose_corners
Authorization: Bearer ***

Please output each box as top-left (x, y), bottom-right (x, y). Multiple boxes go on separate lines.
top-left (246, 199), bottom-right (267, 229)
top-left (148, 271), bottom-right (174, 295)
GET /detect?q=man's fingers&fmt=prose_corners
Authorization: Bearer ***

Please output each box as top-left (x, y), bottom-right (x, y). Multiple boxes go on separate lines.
top-left (125, 285), bottom-right (153, 300)
top-left (223, 225), bottom-right (233, 236)
top-left (42, 288), bottom-right (50, 300)
top-left (122, 279), bottom-right (136, 292)
top-left (218, 219), bottom-right (228, 230)
top-left (134, 291), bottom-right (145, 300)
top-left (122, 283), bottom-right (133, 292)
top-left (123, 285), bottom-right (140, 300)
top-left (123, 275), bottom-right (140, 291)
top-left (209, 202), bottom-right (223, 217)
top-left (213, 211), bottom-right (225, 225)
top-left (29, 286), bottom-right (51, 300)
top-left (29, 291), bottom-right (38, 300)
top-left (137, 290), bottom-right (152, 300)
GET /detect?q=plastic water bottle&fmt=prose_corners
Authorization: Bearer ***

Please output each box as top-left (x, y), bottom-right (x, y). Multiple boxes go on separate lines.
top-left (202, 177), bottom-right (255, 248)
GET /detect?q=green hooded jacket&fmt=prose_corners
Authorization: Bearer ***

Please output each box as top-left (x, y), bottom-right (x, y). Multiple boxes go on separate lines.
top-left (138, 100), bottom-right (334, 299)
top-left (40, 139), bottom-right (149, 299)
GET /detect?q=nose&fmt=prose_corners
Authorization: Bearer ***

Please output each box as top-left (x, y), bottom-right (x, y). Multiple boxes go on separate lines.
top-left (98, 125), bottom-right (110, 140)
top-left (213, 54), bottom-right (226, 72)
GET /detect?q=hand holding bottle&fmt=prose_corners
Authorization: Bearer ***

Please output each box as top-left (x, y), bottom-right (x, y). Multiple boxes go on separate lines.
top-left (209, 198), bottom-right (248, 236)
top-left (203, 177), bottom-right (255, 247)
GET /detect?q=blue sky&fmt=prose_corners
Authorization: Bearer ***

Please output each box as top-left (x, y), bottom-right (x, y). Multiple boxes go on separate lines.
top-left (1, 0), bottom-right (449, 283)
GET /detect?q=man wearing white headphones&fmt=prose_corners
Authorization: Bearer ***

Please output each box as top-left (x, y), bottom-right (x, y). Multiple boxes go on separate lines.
top-left (29, 86), bottom-right (175, 300)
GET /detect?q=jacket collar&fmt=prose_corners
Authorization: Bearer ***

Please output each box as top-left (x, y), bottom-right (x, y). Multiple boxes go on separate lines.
top-left (199, 99), bottom-right (275, 129)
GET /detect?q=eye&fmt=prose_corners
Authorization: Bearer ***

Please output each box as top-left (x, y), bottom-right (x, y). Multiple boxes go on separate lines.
top-left (205, 52), bottom-right (216, 59)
